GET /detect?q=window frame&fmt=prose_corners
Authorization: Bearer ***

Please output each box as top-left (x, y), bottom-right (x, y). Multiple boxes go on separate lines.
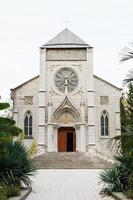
top-left (100, 110), bottom-right (109, 138)
top-left (24, 111), bottom-right (33, 138)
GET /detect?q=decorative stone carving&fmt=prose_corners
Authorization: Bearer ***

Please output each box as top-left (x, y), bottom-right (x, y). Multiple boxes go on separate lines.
top-left (59, 112), bottom-right (75, 123)
top-left (100, 96), bottom-right (109, 105)
top-left (50, 65), bottom-right (60, 71)
top-left (72, 64), bottom-right (82, 71)
top-left (23, 96), bottom-right (33, 105)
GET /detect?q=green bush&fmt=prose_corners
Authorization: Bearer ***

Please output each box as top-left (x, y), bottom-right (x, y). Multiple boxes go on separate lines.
top-left (6, 186), bottom-right (21, 197)
top-left (0, 187), bottom-right (8, 200)
top-left (0, 194), bottom-right (7, 200)
top-left (124, 190), bottom-right (133, 198)
top-left (0, 186), bottom-right (20, 199)
top-left (0, 140), bottom-right (36, 187)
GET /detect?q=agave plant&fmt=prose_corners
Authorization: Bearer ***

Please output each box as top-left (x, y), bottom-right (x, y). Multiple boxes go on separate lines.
top-left (99, 151), bottom-right (133, 193)
top-left (0, 140), bottom-right (36, 187)
top-left (99, 164), bottom-right (122, 193)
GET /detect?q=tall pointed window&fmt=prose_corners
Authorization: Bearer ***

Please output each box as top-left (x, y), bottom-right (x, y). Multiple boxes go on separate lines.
top-left (101, 111), bottom-right (109, 136)
top-left (24, 111), bottom-right (32, 136)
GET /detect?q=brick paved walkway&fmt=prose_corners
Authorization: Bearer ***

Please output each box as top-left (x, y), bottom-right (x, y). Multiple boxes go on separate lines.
top-left (26, 169), bottom-right (114, 200)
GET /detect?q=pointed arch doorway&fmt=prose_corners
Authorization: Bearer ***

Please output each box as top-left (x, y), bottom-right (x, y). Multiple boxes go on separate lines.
top-left (53, 97), bottom-right (80, 152)
top-left (58, 127), bottom-right (76, 152)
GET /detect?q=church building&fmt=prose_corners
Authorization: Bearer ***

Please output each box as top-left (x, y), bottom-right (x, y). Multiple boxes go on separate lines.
top-left (11, 29), bottom-right (122, 155)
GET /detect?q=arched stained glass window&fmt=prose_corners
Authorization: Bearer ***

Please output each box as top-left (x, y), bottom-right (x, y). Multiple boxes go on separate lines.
top-left (24, 111), bottom-right (32, 136)
top-left (101, 111), bottom-right (109, 136)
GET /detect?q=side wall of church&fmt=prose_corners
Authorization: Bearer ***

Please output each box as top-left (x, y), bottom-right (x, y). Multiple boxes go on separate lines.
top-left (94, 76), bottom-right (121, 156)
top-left (12, 77), bottom-right (39, 147)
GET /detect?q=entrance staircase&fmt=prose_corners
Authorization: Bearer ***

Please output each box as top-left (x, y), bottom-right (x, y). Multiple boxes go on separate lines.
top-left (33, 152), bottom-right (113, 169)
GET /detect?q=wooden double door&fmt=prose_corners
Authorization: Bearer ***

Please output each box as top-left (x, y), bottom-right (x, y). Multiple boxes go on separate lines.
top-left (58, 127), bottom-right (76, 152)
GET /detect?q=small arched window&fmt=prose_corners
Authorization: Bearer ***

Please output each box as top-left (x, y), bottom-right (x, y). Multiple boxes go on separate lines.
top-left (101, 110), bottom-right (109, 136)
top-left (24, 111), bottom-right (32, 136)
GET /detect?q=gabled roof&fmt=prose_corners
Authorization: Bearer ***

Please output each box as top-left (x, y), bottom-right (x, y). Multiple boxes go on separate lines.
top-left (94, 75), bottom-right (122, 91)
top-left (41, 28), bottom-right (92, 48)
top-left (11, 75), bottom-right (39, 91)
top-left (11, 74), bottom-right (122, 92)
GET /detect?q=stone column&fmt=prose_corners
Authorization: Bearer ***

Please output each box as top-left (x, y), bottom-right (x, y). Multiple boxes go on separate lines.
top-left (87, 48), bottom-right (96, 145)
top-left (47, 123), bottom-right (54, 152)
top-left (79, 102), bottom-right (86, 152)
top-left (75, 124), bottom-right (80, 152)
top-left (80, 124), bottom-right (86, 152)
top-left (80, 102), bottom-right (85, 123)
top-left (53, 124), bottom-right (58, 152)
top-left (38, 48), bottom-right (46, 146)
top-left (47, 102), bottom-right (54, 152)
top-left (48, 102), bottom-right (53, 123)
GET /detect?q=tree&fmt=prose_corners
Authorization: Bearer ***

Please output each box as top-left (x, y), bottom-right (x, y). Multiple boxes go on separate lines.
top-left (120, 94), bottom-right (128, 132)
top-left (0, 102), bottom-right (22, 138)
top-left (0, 103), bottom-right (10, 110)
top-left (120, 44), bottom-right (133, 85)
top-left (120, 44), bottom-right (133, 62)
top-left (100, 62), bottom-right (133, 194)
top-left (0, 117), bottom-right (22, 138)
top-left (126, 83), bottom-right (133, 127)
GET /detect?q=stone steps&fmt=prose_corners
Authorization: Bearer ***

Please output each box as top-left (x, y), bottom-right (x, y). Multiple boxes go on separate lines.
top-left (33, 152), bottom-right (113, 169)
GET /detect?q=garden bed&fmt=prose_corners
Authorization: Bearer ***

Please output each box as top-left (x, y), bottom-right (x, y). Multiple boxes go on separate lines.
top-left (9, 187), bottom-right (32, 200)
top-left (112, 191), bottom-right (133, 200)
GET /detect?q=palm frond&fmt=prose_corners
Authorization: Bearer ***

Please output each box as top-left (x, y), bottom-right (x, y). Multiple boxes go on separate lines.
top-left (120, 45), bottom-right (133, 62)
top-left (122, 69), bottom-right (133, 86)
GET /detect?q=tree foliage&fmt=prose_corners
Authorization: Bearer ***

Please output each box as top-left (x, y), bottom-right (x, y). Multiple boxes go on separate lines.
top-left (126, 83), bottom-right (133, 127)
top-left (100, 51), bottom-right (133, 193)
top-left (0, 103), bottom-right (10, 110)
top-left (120, 95), bottom-right (128, 132)
top-left (0, 117), bottom-right (22, 138)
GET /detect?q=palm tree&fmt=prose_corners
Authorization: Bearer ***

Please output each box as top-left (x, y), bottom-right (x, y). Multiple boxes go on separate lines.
top-left (120, 44), bottom-right (133, 85)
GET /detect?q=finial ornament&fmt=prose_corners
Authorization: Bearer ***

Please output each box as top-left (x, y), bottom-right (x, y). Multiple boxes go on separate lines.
top-left (64, 20), bottom-right (70, 28)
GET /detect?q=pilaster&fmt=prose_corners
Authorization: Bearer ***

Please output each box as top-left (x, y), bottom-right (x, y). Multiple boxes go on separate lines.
top-left (87, 48), bottom-right (96, 145)
top-left (37, 48), bottom-right (46, 146)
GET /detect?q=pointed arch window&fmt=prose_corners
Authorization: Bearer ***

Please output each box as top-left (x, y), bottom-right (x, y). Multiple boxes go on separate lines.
top-left (24, 111), bottom-right (32, 136)
top-left (101, 111), bottom-right (109, 136)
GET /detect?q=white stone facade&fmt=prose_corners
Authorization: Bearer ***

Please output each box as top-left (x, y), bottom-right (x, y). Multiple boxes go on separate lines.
top-left (11, 29), bottom-right (122, 155)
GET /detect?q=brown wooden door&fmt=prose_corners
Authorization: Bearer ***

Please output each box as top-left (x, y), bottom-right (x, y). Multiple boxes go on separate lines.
top-left (58, 127), bottom-right (76, 152)
top-left (58, 128), bottom-right (67, 152)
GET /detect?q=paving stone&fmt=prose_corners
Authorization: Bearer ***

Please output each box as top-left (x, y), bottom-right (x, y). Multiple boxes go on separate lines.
top-left (26, 169), bottom-right (114, 200)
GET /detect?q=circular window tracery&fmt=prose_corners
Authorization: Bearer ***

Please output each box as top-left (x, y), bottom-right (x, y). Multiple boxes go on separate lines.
top-left (55, 68), bottom-right (78, 93)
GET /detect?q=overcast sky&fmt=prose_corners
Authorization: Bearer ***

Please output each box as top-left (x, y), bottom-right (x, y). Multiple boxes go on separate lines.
top-left (0, 0), bottom-right (133, 101)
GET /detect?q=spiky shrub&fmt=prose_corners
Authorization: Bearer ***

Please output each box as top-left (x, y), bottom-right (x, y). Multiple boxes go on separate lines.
top-left (99, 153), bottom-right (133, 193)
top-left (0, 140), bottom-right (36, 187)
top-left (99, 164), bottom-right (122, 193)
